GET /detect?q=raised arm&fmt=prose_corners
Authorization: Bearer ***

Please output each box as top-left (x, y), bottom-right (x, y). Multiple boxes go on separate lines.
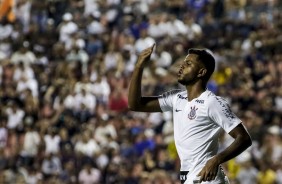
top-left (128, 44), bottom-right (162, 112)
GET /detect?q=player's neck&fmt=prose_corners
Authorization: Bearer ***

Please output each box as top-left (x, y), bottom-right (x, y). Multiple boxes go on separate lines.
top-left (186, 82), bottom-right (206, 102)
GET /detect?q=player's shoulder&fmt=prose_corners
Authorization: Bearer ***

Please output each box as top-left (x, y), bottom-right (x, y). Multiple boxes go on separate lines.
top-left (204, 90), bottom-right (229, 105)
top-left (161, 89), bottom-right (186, 99)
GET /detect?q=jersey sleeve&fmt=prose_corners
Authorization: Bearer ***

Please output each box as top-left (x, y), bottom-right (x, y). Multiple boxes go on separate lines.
top-left (158, 90), bottom-right (182, 112)
top-left (208, 96), bottom-right (242, 133)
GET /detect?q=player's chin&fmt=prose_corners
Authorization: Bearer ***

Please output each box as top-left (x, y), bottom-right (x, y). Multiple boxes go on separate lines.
top-left (177, 78), bottom-right (187, 85)
top-left (177, 75), bottom-right (182, 82)
top-left (177, 74), bottom-right (181, 80)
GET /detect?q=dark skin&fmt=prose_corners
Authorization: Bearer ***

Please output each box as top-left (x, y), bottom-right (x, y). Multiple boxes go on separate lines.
top-left (128, 44), bottom-right (252, 182)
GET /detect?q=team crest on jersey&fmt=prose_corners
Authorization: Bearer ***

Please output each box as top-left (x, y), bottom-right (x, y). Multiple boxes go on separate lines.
top-left (188, 106), bottom-right (198, 120)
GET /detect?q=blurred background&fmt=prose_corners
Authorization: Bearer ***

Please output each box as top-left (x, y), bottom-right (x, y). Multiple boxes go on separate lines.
top-left (0, 0), bottom-right (281, 183)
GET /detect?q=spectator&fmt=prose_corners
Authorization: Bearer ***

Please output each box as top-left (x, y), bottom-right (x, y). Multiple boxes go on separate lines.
top-left (256, 125), bottom-right (282, 169)
top-left (58, 12), bottom-right (78, 44)
top-left (134, 28), bottom-right (155, 54)
top-left (13, 62), bottom-right (34, 82)
top-left (83, 0), bottom-right (100, 17)
top-left (183, 16), bottom-right (203, 41)
top-left (153, 43), bottom-right (172, 69)
top-left (92, 74), bottom-right (110, 105)
top-left (15, 0), bottom-right (31, 32)
top-left (0, 147), bottom-right (8, 170)
top-left (155, 148), bottom-right (174, 171)
top-left (86, 11), bottom-right (106, 35)
top-left (0, 116), bottom-right (8, 149)
top-left (74, 130), bottom-right (100, 157)
top-left (44, 127), bottom-right (61, 155)
top-left (120, 44), bottom-right (138, 76)
top-left (147, 13), bottom-right (166, 39)
top-left (257, 160), bottom-right (277, 184)
top-left (60, 161), bottom-right (77, 184)
top-left (103, 43), bottom-right (124, 74)
top-left (10, 42), bottom-right (36, 65)
top-left (41, 153), bottom-right (62, 178)
top-left (5, 101), bottom-right (25, 130)
top-left (85, 34), bottom-right (103, 57)
top-left (0, 38), bottom-right (12, 60)
top-left (108, 87), bottom-right (128, 113)
top-left (20, 125), bottom-right (41, 166)
top-left (24, 166), bottom-right (43, 184)
top-left (66, 40), bottom-right (89, 74)
top-left (78, 163), bottom-right (101, 184)
top-left (74, 87), bottom-right (96, 121)
top-left (235, 151), bottom-right (258, 184)
top-left (276, 162), bottom-right (282, 184)
top-left (16, 74), bottom-right (38, 98)
top-left (166, 13), bottom-right (187, 37)
top-left (94, 118), bottom-right (117, 147)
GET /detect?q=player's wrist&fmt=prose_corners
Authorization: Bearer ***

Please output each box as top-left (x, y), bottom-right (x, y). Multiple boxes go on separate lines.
top-left (135, 62), bottom-right (145, 69)
top-left (213, 155), bottom-right (222, 165)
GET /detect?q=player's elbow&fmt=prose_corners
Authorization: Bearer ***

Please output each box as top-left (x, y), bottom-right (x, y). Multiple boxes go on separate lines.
top-left (128, 103), bottom-right (140, 111)
top-left (242, 134), bottom-right (252, 149)
top-left (128, 104), bottom-right (135, 111)
top-left (247, 136), bottom-right (252, 148)
top-left (128, 99), bottom-right (136, 111)
top-left (128, 98), bottom-right (145, 111)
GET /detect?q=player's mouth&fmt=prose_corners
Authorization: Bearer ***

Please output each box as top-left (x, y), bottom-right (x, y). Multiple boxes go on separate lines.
top-left (178, 68), bottom-right (183, 78)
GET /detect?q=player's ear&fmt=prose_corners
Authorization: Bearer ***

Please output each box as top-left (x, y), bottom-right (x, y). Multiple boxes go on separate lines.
top-left (197, 68), bottom-right (207, 78)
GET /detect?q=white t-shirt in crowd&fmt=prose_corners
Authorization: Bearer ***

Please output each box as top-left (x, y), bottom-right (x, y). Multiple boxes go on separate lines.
top-left (74, 92), bottom-right (96, 111)
top-left (16, 78), bottom-right (38, 97)
top-left (11, 51), bottom-right (36, 65)
top-left (59, 21), bottom-right (78, 43)
top-left (75, 139), bottom-right (100, 157)
top-left (21, 131), bottom-right (41, 156)
top-left (0, 127), bottom-right (8, 148)
top-left (44, 134), bottom-right (61, 154)
top-left (6, 108), bottom-right (25, 129)
top-left (13, 66), bottom-right (35, 81)
top-left (78, 168), bottom-right (101, 184)
top-left (158, 90), bottom-right (241, 184)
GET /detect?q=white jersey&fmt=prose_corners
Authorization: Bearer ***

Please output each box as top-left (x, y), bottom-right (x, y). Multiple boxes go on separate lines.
top-left (158, 90), bottom-right (241, 184)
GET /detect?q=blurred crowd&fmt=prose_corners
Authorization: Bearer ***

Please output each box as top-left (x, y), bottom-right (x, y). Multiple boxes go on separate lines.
top-left (0, 0), bottom-right (281, 183)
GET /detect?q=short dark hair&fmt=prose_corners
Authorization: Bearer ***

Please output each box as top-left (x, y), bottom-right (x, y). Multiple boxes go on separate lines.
top-left (188, 48), bottom-right (215, 80)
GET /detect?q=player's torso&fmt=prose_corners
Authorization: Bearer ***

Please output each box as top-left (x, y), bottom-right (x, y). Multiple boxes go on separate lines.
top-left (172, 91), bottom-right (222, 164)
top-left (173, 92), bottom-right (219, 141)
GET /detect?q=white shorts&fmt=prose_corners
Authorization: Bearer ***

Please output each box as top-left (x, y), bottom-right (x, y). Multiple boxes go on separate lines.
top-left (180, 166), bottom-right (230, 184)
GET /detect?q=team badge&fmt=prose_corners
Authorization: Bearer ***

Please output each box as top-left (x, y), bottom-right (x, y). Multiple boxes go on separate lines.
top-left (188, 106), bottom-right (198, 120)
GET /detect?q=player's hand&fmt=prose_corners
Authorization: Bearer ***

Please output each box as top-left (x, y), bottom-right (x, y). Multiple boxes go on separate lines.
top-left (136, 43), bottom-right (155, 68)
top-left (197, 156), bottom-right (220, 182)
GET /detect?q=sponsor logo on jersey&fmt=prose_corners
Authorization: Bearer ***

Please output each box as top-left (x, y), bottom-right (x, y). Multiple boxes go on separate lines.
top-left (177, 94), bottom-right (188, 100)
top-left (215, 97), bottom-right (236, 121)
top-left (188, 106), bottom-right (198, 120)
top-left (195, 99), bottom-right (204, 104)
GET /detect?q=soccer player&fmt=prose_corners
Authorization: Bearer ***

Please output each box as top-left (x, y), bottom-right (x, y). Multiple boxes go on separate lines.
top-left (128, 44), bottom-right (252, 184)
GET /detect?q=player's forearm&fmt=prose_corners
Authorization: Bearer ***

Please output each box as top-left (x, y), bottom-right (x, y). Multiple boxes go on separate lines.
top-left (128, 65), bottom-right (144, 111)
top-left (215, 134), bottom-right (252, 165)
